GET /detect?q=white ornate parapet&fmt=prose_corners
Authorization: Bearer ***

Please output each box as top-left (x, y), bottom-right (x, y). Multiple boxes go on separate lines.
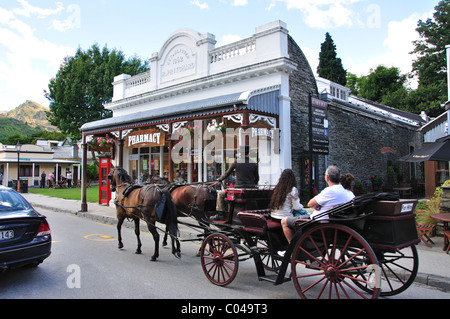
top-left (110, 20), bottom-right (290, 104)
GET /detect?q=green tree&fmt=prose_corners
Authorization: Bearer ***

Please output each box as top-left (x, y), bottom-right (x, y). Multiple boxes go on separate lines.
top-left (358, 65), bottom-right (408, 104)
top-left (345, 72), bottom-right (360, 95)
top-left (45, 44), bottom-right (149, 140)
top-left (317, 32), bottom-right (347, 86)
top-left (410, 0), bottom-right (449, 116)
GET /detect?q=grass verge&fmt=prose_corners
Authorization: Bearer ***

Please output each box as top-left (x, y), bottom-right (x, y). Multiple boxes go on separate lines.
top-left (29, 186), bottom-right (99, 203)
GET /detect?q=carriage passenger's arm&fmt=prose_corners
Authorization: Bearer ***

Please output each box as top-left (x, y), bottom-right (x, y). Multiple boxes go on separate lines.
top-left (307, 198), bottom-right (321, 211)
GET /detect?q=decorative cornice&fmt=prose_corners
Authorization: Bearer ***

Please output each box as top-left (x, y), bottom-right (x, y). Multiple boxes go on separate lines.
top-left (105, 57), bottom-right (296, 111)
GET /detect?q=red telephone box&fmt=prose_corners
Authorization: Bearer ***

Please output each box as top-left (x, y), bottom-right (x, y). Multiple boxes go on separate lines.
top-left (99, 157), bottom-right (112, 206)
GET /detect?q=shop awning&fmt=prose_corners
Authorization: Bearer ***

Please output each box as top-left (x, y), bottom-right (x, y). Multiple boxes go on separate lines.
top-left (80, 89), bottom-right (280, 133)
top-left (399, 135), bottom-right (450, 162)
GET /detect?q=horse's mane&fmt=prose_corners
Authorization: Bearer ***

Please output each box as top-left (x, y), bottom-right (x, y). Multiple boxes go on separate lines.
top-left (116, 167), bottom-right (133, 184)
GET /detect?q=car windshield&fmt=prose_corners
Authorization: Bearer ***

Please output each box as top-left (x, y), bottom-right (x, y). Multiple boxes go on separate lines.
top-left (0, 189), bottom-right (31, 211)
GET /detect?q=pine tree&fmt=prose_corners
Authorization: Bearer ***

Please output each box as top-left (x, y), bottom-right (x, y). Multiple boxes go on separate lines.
top-left (317, 32), bottom-right (347, 86)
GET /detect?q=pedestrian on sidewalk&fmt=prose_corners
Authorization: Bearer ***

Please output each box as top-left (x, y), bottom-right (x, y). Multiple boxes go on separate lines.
top-left (40, 171), bottom-right (46, 188)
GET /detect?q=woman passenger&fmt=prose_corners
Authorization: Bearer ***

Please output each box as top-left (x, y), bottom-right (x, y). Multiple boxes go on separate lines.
top-left (269, 169), bottom-right (304, 249)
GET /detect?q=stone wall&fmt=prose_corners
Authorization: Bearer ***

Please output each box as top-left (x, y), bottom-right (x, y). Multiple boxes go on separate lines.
top-left (287, 35), bottom-right (318, 188)
top-left (327, 103), bottom-right (422, 191)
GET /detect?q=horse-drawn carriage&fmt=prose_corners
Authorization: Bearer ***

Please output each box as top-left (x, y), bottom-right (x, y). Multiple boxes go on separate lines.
top-left (109, 167), bottom-right (420, 299)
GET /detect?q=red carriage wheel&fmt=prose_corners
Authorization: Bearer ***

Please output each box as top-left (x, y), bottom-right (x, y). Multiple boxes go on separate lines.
top-left (355, 244), bottom-right (419, 296)
top-left (200, 233), bottom-right (238, 286)
top-left (291, 223), bottom-right (380, 299)
top-left (257, 238), bottom-right (281, 271)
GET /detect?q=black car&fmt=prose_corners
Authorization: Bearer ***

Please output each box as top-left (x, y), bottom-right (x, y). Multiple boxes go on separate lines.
top-left (0, 185), bottom-right (51, 270)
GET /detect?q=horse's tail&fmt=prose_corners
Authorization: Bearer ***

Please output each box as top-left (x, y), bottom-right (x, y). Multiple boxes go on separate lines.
top-left (162, 189), bottom-right (179, 237)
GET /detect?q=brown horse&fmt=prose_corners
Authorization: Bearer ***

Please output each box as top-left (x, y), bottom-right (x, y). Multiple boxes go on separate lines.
top-left (108, 166), bottom-right (180, 261)
top-left (162, 183), bottom-right (218, 252)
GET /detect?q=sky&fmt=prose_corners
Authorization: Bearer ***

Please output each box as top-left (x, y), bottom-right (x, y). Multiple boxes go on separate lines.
top-left (0, 0), bottom-right (441, 112)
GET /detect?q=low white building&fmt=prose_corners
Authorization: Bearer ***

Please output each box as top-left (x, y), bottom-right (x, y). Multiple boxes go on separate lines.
top-left (0, 142), bottom-right (80, 189)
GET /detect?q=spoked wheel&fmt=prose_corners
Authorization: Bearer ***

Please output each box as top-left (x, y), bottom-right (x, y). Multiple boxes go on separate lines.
top-left (291, 223), bottom-right (380, 299)
top-left (200, 233), bottom-right (238, 286)
top-left (257, 238), bottom-right (281, 271)
top-left (355, 244), bottom-right (419, 296)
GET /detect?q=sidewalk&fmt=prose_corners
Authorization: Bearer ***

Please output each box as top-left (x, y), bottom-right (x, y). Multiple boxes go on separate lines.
top-left (22, 192), bottom-right (450, 293)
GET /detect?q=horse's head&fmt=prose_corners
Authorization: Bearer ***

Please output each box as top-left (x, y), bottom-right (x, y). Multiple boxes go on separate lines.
top-left (109, 166), bottom-right (133, 192)
top-left (108, 167), bottom-right (117, 192)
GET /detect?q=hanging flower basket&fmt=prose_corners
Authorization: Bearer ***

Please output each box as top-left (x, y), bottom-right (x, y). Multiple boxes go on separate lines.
top-left (88, 135), bottom-right (116, 152)
top-left (207, 121), bottom-right (226, 133)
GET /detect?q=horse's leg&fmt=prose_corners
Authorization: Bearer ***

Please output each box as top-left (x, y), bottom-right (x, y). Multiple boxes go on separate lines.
top-left (117, 213), bottom-right (125, 249)
top-left (162, 226), bottom-right (168, 247)
top-left (172, 233), bottom-right (181, 259)
top-left (134, 218), bottom-right (142, 254)
top-left (146, 222), bottom-right (160, 261)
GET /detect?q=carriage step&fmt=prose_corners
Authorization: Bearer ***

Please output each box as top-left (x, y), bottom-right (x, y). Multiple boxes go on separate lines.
top-left (258, 275), bottom-right (290, 284)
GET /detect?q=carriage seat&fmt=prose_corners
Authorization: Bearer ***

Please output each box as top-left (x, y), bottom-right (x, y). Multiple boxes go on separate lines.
top-left (237, 209), bottom-right (281, 234)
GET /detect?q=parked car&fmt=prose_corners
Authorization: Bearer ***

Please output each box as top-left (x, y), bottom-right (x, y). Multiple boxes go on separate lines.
top-left (0, 185), bottom-right (51, 270)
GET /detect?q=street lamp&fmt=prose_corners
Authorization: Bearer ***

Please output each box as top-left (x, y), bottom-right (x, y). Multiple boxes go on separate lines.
top-left (16, 141), bottom-right (21, 192)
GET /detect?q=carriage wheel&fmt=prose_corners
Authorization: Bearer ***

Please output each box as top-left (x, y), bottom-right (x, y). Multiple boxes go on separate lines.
top-left (257, 238), bottom-right (281, 271)
top-left (355, 244), bottom-right (419, 296)
top-left (200, 233), bottom-right (238, 286)
top-left (291, 223), bottom-right (380, 299)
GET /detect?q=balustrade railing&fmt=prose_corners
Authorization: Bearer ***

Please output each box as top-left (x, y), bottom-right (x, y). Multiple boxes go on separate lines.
top-left (210, 37), bottom-right (256, 63)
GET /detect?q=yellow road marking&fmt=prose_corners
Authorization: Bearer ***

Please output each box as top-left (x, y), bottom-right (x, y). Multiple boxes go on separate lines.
top-left (84, 234), bottom-right (116, 241)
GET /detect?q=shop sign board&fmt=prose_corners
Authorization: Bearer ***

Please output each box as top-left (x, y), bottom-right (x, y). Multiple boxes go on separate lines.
top-left (126, 129), bottom-right (165, 148)
top-left (311, 97), bottom-right (329, 154)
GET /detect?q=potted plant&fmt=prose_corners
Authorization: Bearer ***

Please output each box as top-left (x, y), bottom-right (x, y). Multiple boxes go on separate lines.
top-left (353, 180), bottom-right (367, 196)
top-left (370, 175), bottom-right (383, 191)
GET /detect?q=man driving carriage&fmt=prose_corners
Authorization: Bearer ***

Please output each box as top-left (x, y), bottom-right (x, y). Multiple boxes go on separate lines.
top-left (212, 145), bottom-right (259, 220)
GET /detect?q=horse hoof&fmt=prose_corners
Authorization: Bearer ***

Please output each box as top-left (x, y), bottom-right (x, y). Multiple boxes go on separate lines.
top-left (135, 250), bottom-right (142, 254)
top-left (118, 243), bottom-right (123, 249)
top-left (150, 256), bottom-right (157, 261)
top-left (195, 251), bottom-right (201, 257)
top-left (174, 252), bottom-right (182, 259)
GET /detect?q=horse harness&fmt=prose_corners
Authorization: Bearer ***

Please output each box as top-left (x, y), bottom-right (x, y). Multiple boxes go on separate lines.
top-left (172, 183), bottom-right (214, 216)
top-left (114, 183), bottom-right (161, 217)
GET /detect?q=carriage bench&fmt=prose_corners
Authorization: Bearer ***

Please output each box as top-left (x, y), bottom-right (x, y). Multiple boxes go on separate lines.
top-left (237, 209), bottom-right (281, 234)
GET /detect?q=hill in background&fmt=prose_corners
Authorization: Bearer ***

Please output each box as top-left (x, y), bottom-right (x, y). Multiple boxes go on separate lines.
top-left (0, 100), bottom-right (59, 140)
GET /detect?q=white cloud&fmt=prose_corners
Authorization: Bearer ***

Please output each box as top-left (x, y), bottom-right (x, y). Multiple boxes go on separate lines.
top-left (51, 4), bottom-right (81, 32)
top-left (344, 11), bottom-right (431, 89)
top-left (271, 0), bottom-right (364, 29)
top-left (266, 3), bottom-right (276, 11)
top-left (13, 0), bottom-right (64, 18)
top-left (231, 0), bottom-right (248, 6)
top-left (190, 0), bottom-right (209, 10)
top-left (0, 5), bottom-right (76, 110)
